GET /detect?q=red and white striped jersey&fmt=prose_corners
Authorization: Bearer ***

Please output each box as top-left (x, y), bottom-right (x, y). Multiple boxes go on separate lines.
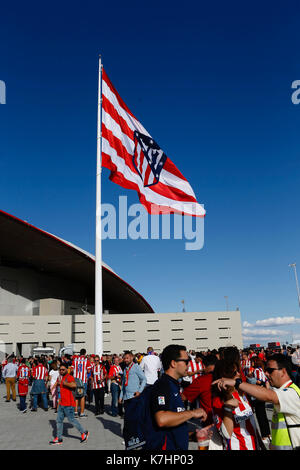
top-left (17, 364), bottom-right (30, 379)
top-left (241, 359), bottom-right (251, 375)
top-left (32, 364), bottom-right (48, 380)
top-left (253, 367), bottom-right (267, 383)
top-left (92, 364), bottom-right (106, 390)
top-left (213, 391), bottom-right (258, 450)
top-left (188, 359), bottom-right (203, 382)
top-left (108, 365), bottom-right (123, 384)
top-left (71, 356), bottom-right (92, 384)
top-left (249, 352), bottom-right (257, 359)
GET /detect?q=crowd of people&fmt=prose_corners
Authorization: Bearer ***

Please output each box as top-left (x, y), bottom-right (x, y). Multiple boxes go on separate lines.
top-left (1, 343), bottom-right (300, 450)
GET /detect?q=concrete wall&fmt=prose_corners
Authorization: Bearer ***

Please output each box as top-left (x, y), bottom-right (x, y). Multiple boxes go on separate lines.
top-left (0, 266), bottom-right (91, 316)
top-left (0, 310), bottom-right (243, 358)
top-left (101, 311), bottom-right (243, 353)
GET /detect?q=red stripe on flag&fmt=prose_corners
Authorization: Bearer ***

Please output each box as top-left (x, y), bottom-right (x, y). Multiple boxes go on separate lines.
top-left (102, 124), bottom-right (137, 174)
top-left (163, 159), bottom-right (188, 182)
top-left (103, 69), bottom-right (137, 121)
top-left (102, 94), bottom-right (134, 142)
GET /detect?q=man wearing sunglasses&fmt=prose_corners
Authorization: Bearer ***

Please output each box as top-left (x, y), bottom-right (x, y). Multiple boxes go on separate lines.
top-left (148, 344), bottom-right (209, 450)
top-left (212, 353), bottom-right (300, 450)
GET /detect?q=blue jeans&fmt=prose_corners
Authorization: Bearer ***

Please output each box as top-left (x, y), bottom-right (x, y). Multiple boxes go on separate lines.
top-left (56, 405), bottom-right (85, 439)
top-left (32, 393), bottom-right (48, 410)
top-left (111, 382), bottom-right (120, 416)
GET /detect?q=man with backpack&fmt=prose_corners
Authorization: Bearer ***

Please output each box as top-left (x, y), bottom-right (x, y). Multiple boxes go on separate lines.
top-left (71, 349), bottom-right (92, 418)
top-left (49, 364), bottom-right (89, 445)
top-left (123, 344), bottom-right (210, 450)
top-left (149, 344), bottom-right (209, 450)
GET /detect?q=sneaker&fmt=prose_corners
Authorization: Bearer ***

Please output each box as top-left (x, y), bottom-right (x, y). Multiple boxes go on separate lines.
top-left (74, 411), bottom-right (79, 417)
top-left (31, 409), bottom-right (37, 412)
top-left (22, 409), bottom-right (27, 414)
top-left (49, 437), bottom-right (63, 445)
top-left (79, 413), bottom-right (87, 418)
top-left (80, 431), bottom-right (89, 443)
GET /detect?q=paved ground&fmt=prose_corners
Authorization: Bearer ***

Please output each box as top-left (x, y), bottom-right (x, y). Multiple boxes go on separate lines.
top-left (0, 383), bottom-right (125, 450)
top-left (0, 383), bottom-right (200, 450)
top-left (0, 383), bottom-right (272, 450)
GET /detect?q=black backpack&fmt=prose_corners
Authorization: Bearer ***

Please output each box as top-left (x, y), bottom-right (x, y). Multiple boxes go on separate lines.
top-left (72, 378), bottom-right (85, 399)
top-left (123, 385), bottom-right (165, 450)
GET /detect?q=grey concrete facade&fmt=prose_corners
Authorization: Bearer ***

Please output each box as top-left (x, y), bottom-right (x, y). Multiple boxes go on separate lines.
top-left (0, 310), bottom-right (243, 357)
top-left (0, 256), bottom-right (243, 357)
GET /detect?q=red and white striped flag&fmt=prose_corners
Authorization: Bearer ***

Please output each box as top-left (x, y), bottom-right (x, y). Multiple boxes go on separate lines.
top-left (101, 68), bottom-right (205, 217)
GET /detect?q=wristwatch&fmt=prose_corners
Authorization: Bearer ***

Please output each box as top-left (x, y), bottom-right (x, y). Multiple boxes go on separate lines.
top-left (235, 378), bottom-right (243, 390)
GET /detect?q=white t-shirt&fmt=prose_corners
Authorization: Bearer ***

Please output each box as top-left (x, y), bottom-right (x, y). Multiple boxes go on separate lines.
top-left (49, 370), bottom-right (60, 386)
top-left (291, 350), bottom-right (300, 366)
top-left (140, 354), bottom-right (162, 385)
top-left (273, 380), bottom-right (300, 448)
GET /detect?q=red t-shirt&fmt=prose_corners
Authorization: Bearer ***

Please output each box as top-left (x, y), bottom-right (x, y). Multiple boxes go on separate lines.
top-left (182, 373), bottom-right (213, 424)
top-left (59, 374), bottom-right (76, 407)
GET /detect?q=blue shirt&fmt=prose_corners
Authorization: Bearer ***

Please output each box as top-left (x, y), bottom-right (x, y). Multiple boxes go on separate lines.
top-left (150, 373), bottom-right (189, 450)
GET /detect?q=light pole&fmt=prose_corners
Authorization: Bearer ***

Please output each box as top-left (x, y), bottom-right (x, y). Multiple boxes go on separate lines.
top-left (289, 263), bottom-right (300, 309)
top-left (224, 296), bottom-right (229, 311)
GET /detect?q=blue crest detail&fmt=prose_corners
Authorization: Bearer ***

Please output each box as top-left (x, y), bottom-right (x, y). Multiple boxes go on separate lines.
top-left (132, 131), bottom-right (167, 187)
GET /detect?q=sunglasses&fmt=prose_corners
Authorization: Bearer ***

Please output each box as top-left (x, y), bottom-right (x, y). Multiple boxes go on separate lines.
top-left (265, 367), bottom-right (282, 374)
top-left (175, 359), bottom-right (190, 365)
top-left (230, 370), bottom-right (239, 378)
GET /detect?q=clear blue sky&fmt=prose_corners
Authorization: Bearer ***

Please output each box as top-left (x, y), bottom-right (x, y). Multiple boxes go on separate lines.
top-left (1, 1), bottom-right (300, 346)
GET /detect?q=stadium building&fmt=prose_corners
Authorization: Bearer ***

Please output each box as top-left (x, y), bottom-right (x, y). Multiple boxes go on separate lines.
top-left (0, 210), bottom-right (243, 357)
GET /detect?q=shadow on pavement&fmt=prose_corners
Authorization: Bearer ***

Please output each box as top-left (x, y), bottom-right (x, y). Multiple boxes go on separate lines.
top-left (49, 419), bottom-right (81, 440)
top-left (97, 417), bottom-right (123, 438)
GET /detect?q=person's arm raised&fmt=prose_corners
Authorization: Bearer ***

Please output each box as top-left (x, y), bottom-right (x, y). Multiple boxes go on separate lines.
top-left (212, 378), bottom-right (279, 404)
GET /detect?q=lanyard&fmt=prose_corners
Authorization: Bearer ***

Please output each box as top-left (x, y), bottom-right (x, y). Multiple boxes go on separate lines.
top-left (125, 363), bottom-right (134, 387)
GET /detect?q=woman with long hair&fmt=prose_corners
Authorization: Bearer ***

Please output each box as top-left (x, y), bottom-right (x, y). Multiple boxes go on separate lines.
top-left (211, 358), bottom-right (261, 450)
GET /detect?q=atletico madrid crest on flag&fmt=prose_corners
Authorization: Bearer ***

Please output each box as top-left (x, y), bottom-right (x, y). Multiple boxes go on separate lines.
top-left (101, 68), bottom-right (205, 217)
top-left (133, 131), bottom-right (167, 188)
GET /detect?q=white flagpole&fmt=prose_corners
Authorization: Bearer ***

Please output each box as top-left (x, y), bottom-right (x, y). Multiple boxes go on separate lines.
top-left (95, 55), bottom-right (103, 356)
